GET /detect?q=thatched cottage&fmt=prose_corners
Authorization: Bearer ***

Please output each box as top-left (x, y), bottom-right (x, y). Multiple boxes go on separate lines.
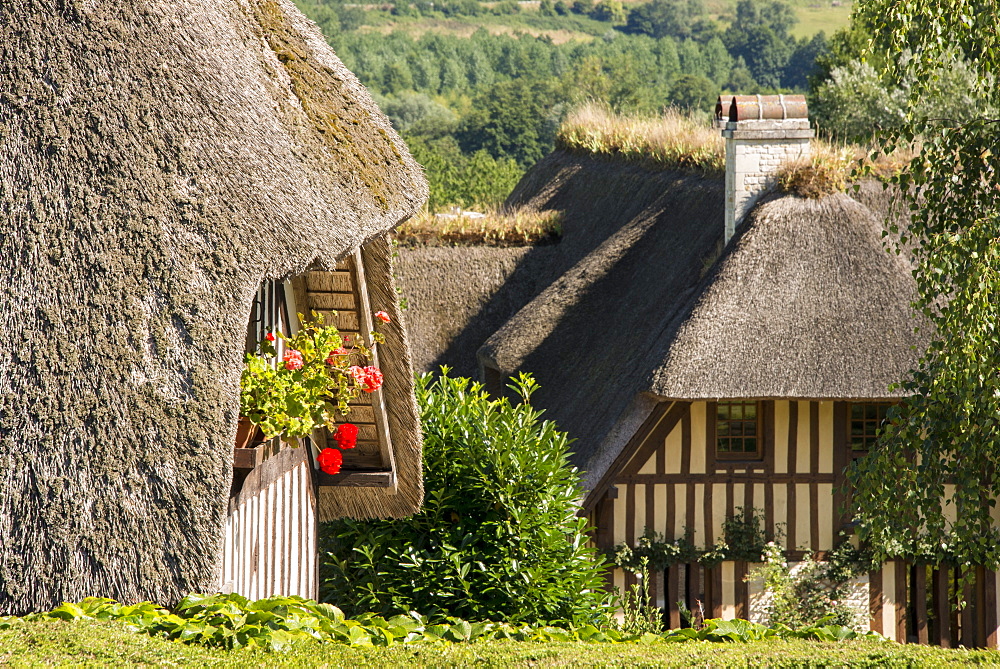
top-left (398, 96), bottom-right (997, 646)
top-left (0, 0), bottom-right (426, 614)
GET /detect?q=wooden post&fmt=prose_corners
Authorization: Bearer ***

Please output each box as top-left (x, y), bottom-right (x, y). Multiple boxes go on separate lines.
top-left (869, 568), bottom-right (883, 636)
top-left (895, 560), bottom-right (908, 643)
top-left (711, 564), bottom-right (723, 619)
top-left (667, 565), bottom-right (681, 629)
top-left (934, 567), bottom-right (951, 648)
top-left (914, 564), bottom-right (928, 644)
top-left (985, 568), bottom-right (998, 649)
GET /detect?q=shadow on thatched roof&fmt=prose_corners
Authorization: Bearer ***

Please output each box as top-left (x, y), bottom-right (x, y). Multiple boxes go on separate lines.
top-left (0, 0), bottom-right (425, 614)
top-left (478, 153), bottom-right (928, 489)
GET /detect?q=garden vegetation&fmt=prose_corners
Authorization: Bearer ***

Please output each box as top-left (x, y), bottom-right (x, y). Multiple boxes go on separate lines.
top-left (321, 372), bottom-right (611, 625)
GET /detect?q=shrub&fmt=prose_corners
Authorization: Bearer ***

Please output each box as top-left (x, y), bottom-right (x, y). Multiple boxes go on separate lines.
top-left (320, 371), bottom-right (613, 626)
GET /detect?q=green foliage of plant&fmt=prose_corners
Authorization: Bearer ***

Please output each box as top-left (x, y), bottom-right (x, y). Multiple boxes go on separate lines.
top-left (844, 0), bottom-right (1000, 573)
top-left (240, 313), bottom-right (383, 443)
top-left (0, 594), bottom-right (885, 656)
top-left (612, 508), bottom-right (769, 572)
top-left (321, 371), bottom-right (613, 626)
top-left (749, 540), bottom-right (874, 630)
top-left (403, 134), bottom-right (525, 211)
top-left (615, 558), bottom-right (664, 636)
top-left (7, 621), bottom-right (999, 667)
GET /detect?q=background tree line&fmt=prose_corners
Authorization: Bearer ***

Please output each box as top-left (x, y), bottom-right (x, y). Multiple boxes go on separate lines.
top-left (296, 0), bottom-right (829, 210)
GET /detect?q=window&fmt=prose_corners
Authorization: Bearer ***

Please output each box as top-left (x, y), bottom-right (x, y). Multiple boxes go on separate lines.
top-left (848, 402), bottom-right (891, 453)
top-left (716, 400), bottom-right (761, 459)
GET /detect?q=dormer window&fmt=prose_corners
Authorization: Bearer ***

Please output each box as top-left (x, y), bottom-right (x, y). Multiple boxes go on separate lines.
top-left (716, 400), bottom-right (761, 460)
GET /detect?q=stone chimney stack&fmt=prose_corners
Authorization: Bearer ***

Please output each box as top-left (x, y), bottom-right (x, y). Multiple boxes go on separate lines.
top-left (716, 94), bottom-right (814, 243)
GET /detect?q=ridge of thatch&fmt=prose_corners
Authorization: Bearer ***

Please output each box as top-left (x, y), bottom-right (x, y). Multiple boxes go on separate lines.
top-left (0, 0), bottom-right (425, 614)
top-left (647, 192), bottom-right (928, 400)
top-left (477, 151), bottom-right (926, 489)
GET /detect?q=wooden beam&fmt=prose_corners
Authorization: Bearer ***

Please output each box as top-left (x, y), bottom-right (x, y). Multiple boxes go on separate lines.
top-left (581, 401), bottom-right (683, 511)
top-left (915, 564), bottom-right (928, 645)
top-left (315, 470), bottom-right (396, 488)
top-left (934, 567), bottom-right (951, 648)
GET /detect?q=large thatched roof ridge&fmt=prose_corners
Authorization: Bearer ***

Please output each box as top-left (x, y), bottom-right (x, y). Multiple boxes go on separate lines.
top-left (478, 153), bottom-right (926, 489)
top-left (648, 190), bottom-right (928, 400)
top-left (0, 0), bottom-right (425, 614)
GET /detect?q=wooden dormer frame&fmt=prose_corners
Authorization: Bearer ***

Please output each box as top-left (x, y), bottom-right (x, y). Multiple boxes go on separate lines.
top-left (290, 250), bottom-right (398, 491)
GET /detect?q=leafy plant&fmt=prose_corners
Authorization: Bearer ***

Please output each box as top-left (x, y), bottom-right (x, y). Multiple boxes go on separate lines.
top-left (1, 593), bottom-right (883, 653)
top-left (612, 508), bottom-right (772, 571)
top-left (321, 370), bottom-right (614, 626)
top-left (615, 558), bottom-right (663, 636)
top-left (846, 0), bottom-right (1000, 574)
top-left (240, 312), bottom-right (385, 445)
top-left (748, 540), bottom-right (873, 630)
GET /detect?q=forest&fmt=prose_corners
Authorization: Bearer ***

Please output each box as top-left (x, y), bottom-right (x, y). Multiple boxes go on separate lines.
top-left (293, 0), bottom-right (984, 210)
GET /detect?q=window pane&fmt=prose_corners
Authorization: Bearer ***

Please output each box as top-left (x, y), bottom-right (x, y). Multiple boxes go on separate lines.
top-left (865, 404), bottom-right (878, 420)
top-left (851, 404), bottom-right (865, 420)
top-left (731, 404), bottom-right (743, 420)
top-left (717, 404), bottom-right (731, 420)
top-left (743, 403), bottom-right (757, 419)
top-left (743, 437), bottom-right (757, 453)
top-left (745, 422), bottom-right (757, 437)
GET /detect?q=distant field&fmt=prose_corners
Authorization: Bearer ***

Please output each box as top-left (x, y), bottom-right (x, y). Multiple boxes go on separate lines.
top-left (791, 1), bottom-right (854, 38)
top-left (358, 17), bottom-right (600, 43)
top-left (357, 0), bottom-right (853, 43)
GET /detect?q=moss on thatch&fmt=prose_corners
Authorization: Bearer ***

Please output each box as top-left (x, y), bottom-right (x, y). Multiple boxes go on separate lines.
top-left (0, 0), bottom-right (425, 615)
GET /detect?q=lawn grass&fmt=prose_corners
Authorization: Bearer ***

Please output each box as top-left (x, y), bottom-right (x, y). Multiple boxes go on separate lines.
top-left (4, 619), bottom-right (1000, 668)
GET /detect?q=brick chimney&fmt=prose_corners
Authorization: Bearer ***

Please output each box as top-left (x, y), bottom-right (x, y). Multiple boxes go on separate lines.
top-left (716, 94), bottom-right (814, 243)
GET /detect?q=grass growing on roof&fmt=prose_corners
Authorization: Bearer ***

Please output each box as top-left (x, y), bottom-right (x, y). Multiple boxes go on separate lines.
top-left (557, 103), bottom-right (911, 198)
top-left (393, 208), bottom-right (562, 247)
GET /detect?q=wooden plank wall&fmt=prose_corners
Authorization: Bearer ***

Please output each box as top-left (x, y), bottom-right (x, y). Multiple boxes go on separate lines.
top-left (297, 255), bottom-right (394, 476)
top-left (220, 444), bottom-right (319, 600)
top-left (593, 399), bottom-right (1000, 647)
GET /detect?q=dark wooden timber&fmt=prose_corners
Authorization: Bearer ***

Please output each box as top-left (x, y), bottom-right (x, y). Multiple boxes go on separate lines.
top-left (315, 470), bottom-right (395, 487)
top-left (870, 568), bottom-right (883, 635)
top-left (914, 565), bottom-right (928, 644)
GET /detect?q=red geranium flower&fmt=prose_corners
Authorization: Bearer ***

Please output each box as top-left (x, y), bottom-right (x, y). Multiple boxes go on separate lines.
top-left (265, 332), bottom-right (276, 342)
top-left (349, 365), bottom-right (383, 392)
top-left (325, 347), bottom-right (349, 365)
top-left (283, 349), bottom-right (304, 371)
top-left (362, 366), bottom-right (383, 392)
top-left (333, 423), bottom-right (359, 449)
top-left (317, 448), bottom-right (343, 475)
top-left (374, 310), bottom-right (391, 324)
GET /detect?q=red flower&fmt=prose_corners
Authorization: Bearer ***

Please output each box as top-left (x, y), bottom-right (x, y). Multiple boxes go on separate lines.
top-left (317, 448), bottom-right (343, 475)
top-left (325, 347), bottom-right (349, 365)
top-left (349, 365), bottom-right (383, 393)
top-left (374, 310), bottom-right (391, 324)
top-left (361, 367), bottom-right (383, 392)
top-left (283, 349), bottom-right (304, 371)
top-left (265, 332), bottom-right (276, 342)
top-left (333, 423), bottom-right (359, 449)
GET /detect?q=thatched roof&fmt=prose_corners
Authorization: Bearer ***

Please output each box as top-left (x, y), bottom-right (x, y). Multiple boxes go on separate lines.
top-left (478, 152), bottom-right (927, 489)
top-left (0, 0), bottom-right (426, 614)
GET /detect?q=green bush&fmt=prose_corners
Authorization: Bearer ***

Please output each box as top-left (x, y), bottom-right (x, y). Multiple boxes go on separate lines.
top-left (320, 371), bottom-right (613, 626)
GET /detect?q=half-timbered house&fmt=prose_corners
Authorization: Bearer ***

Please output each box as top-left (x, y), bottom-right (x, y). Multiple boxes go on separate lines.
top-left (477, 96), bottom-right (1000, 646)
top-left (1, 0), bottom-right (426, 614)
